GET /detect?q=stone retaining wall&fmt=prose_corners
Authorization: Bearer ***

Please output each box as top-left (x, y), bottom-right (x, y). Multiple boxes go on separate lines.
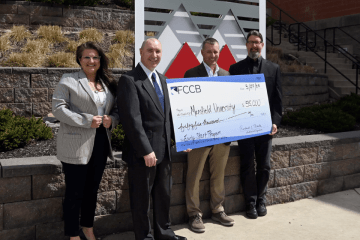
top-left (0, 68), bottom-right (329, 117)
top-left (0, 1), bottom-right (134, 31)
top-left (282, 73), bottom-right (329, 110)
top-left (1, 131), bottom-right (360, 239)
top-left (0, 67), bottom-right (130, 117)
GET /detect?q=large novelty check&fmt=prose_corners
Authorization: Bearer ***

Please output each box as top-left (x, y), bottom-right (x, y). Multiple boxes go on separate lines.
top-left (167, 74), bottom-right (273, 152)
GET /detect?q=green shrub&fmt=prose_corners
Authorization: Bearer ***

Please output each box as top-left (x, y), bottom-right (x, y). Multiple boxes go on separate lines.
top-left (0, 108), bottom-right (53, 151)
top-left (282, 104), bottom-right (356, 133)
top-left (111, 124), bottom-right (125, 150)
top-left (334, 93), bottom-right (360, 121)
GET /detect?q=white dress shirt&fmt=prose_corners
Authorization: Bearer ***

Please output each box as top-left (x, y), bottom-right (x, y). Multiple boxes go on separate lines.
top-left (203, 62), bottom-right (220, 77)
top-left (139, 61), bottom-right (163, 93)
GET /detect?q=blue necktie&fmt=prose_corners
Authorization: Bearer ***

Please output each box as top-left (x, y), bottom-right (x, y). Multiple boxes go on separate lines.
top-left (151, 73), bottom-right (164, 112)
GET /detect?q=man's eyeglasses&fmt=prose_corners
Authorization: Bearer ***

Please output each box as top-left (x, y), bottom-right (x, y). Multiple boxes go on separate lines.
top-left (82, 56), bottom-right (101, 61)
top-left (247, 41), bottom-right (262, 45)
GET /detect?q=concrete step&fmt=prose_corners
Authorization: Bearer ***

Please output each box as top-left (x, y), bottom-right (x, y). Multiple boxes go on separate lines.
top-left (308, 62), bottom-right (352, 70)
top-left (327, 73), bottom-right (358, 81)
top-left (329, 80), bottom-right (358, 88)
top-left (305, 57), bottom-right (348, 65)
top-left (316, 68), bottom-right (357, 75)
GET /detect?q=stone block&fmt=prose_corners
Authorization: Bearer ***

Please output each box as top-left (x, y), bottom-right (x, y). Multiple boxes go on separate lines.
top-left (82, 19), bottom-right (94, 28)
top-left (48, 88), bottom-right (55, 102)
top-left (99, 168), bottom-right (128, 192)
top-left (224, 194), bottom-right (245, 214)
top-left (47, 68), bottom-right (80, 74)
top-left (224, 175), bottom-right (241, 196)
top-left (17, 5), bottom-right (41, 15)
top-left (275, 166), bottom-right (304, 187)
top-left (270, 150), bottom-right (290, 169)
top-left (267, 186), bottom-right (290, 205)
top-left (342, 142), bottom-right (360, 159)
top-left (170, 183), bottom-right (185, 206)
top-left (172, 162), bottom-right (184, 184)
top-left (330, 159), bottom-right (359, 178)
top-left (0, 68), bottom-right (12, 73)
top-left (41, 7), bottom-right (62, 17)
top-left (318, 145), bottom-right (344, 162)
top-left (36, 221), bottom-right (66, 240)
top-left (31, 74), bottom-right (62, 88)
top-left (0, 226), bottom-right (35, 240)
top-left (30, 15), bottom-right (67, 26)
top-left (0, 176), bottom-right (31, 203)
top-left (290, 181), bottom-right (317, 201)
top-left (116, 189), bottom-right (130, 213)
top-left (32, 102), bottom-right (52, 117)
top-left (224, 156), bottom-right (240, 176)
top-left (199, 180), bottom-right (210, 201)
top-left (33, 174), bottom-right (65, 200)
top-left (290, 147), bottom-right (317, 166)
top-left (199, 200), bottom-right (211, 218)
top-left (0, 204), bottom-right (3, 231)
top-left (318, 177), bottom-right (343, 195)
top-left (268, 170), bottom-right (275, 188)
top-left (63, 8), bottom-right (79, 18)
top-left (4, 198), bottom-right (62, 229)
top-left (94, 212), bottom-right (133, 236)
top-left (95, 191), bottom-right (116, 216)
top-left (344, 173), bottom-right (360, 190)
top-left (304, 163), bottom-right (331, 181)
top-left (83, 9), bottom-right (96, 19)
top-left (12, 68), bottom-right (47, 74)
top-left (170, 204), bottom-right (186, 225)
top-left (15, 88), bottom-right (48, 103)
top-left (0, 14), bottom-right (29, 24)
top-left (0, 89), bottom-right (14, 103)
top-left (0, 4), bottom-right (17, 14)
top-left (0, 73), bottom-right (30, 88)
top-left (0, 156), bottom-right (61, 178)
top-left (0, 103), bottom-right (32, 117)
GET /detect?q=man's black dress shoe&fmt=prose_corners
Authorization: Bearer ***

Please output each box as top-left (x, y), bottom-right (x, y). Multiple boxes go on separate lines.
top-left (246, 203), bottom-right (258, 219)
top-left (257, 202), bottom-right (267, 216)
top-left (169, 235), bottom-right (187, 240)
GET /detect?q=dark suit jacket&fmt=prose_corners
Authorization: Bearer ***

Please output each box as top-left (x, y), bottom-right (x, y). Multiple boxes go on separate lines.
top-left (229, 57), bottom-right (282, 127)
top-left (184, 62), bottom-right (230, 78)
top-left (117, 64), bottom-right (173, 165)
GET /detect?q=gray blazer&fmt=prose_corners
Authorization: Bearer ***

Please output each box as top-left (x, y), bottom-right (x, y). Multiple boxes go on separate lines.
top-left (52, 70), bottom-right (119, 165)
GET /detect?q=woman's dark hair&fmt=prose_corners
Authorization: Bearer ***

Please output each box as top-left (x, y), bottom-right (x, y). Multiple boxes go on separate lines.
top-left (76, 42), bottom-right (117, 96)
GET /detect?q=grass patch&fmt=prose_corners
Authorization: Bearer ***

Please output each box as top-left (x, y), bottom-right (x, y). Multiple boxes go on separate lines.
top-left (113, 30), bottom-right (135, 44)
top-left (23, 39), bottom-right (51, 54)
top-left (66, 38), bottom-right (88, 52)
top-left (9, 25), bottom-right (32, 42)
top-left (107, 43), bottom-right (132, 68)
top-left (6, 52), bottom-right (46, 67)
top-left (37, 25), bottom-right (66, 43)
top-left (0, 35), bottom-right (12, 52)
top-left (47, 52), bottom-right (78, 68)
top-left (79, 28), bottom-right (103, 42)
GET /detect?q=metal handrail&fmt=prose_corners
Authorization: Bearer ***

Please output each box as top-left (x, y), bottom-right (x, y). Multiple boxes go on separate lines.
top-left (266, 0), bottom-right (359, 95)
top-left (324, 26), bottom-right (360, 53)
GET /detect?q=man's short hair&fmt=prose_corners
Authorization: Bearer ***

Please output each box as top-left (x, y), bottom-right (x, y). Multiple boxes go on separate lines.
top-left (246, 30), bottom-right (263, 43)
top-left (202, 38), bottom-right (219, 49)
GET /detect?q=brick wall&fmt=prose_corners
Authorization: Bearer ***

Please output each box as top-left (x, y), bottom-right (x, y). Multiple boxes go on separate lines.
top-left (0, 68), bottom-right (130, 117)
top-left (268, 0), bottom-right (360, 22)
top-left (0, 1), bottom-right (134, 30)
top-left (0, 131), bottom-right (360, 239)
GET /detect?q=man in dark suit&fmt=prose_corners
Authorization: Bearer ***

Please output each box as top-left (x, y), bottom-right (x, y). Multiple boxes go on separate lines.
top-left (184, 38), bottom-right (234, 233)
top-left (117, 38), bottom-right (187, 240)
top-left (229, 30), bottom-right (282, 219)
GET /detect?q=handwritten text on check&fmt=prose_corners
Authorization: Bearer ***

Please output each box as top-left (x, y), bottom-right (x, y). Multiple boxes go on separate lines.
top-left (167, 74), bottom-right (272, 152)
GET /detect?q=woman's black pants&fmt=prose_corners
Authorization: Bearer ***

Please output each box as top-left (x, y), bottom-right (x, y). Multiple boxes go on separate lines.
top-left (62, 126), bottom-right (109, 237)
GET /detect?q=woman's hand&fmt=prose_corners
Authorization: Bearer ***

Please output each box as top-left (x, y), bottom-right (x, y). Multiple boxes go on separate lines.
top-left (91, 115), bottom-right (103, 128)
top-left (102, 115), bottom-right (112, 128)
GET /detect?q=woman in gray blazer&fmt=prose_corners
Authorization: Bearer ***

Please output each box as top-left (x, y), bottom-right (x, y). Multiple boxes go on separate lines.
top-left (52, 42), bottom-right (119, 240)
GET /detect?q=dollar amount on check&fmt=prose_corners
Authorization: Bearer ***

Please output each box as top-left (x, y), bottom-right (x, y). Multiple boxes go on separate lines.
top-left (167, 74), bottom-right (273, 152)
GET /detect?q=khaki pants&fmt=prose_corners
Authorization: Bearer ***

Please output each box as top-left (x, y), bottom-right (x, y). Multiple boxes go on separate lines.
top-left (186, 143), bottom-right (230, 217)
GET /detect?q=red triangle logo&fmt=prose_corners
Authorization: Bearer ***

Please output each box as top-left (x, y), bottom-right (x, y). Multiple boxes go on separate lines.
top-left (165, 42), bottom-right (200, 79)
top-left (218, 44), bottom-right (237, 71)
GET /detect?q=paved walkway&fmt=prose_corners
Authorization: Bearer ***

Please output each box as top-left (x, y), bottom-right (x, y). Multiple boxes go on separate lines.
top-left (102, 189), bottom-right (360, 240)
